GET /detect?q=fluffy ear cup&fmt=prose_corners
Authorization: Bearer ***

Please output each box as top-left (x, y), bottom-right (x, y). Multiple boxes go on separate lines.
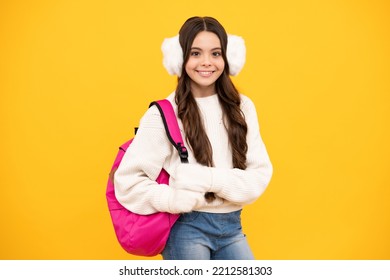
top-left (226, 35), bottom-right (246, 76)
top-left (161, 34), bottom-right (246, 77)
top-left (161, 35), bottom-right (183, 76)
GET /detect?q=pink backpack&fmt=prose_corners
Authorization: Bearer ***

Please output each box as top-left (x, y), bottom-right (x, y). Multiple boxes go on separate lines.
top-left (106, 99), bottom-right (188, 256)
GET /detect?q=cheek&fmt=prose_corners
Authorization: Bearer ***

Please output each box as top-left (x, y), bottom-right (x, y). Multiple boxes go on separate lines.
top-left (217, 60), bottom-right (225, 72)
top-left (184, 64), bottom-right (193, 77)
top-left (185, 57), bottom-right (196, 70)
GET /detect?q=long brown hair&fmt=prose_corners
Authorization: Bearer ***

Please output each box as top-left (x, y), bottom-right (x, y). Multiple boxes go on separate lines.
top-left (175, 16), bottom-right (248, 171)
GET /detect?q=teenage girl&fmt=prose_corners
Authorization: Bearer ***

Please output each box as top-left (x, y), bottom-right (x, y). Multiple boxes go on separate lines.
top-left (114, 16), bottom-right (273, 260)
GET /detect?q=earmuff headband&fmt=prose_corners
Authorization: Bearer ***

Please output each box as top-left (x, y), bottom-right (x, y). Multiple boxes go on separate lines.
top-left (161, 34), bottom-right (246, 77)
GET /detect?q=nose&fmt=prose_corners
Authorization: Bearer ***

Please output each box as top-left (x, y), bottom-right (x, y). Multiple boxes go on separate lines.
top-left (201, 55), bottom-right (212, 66)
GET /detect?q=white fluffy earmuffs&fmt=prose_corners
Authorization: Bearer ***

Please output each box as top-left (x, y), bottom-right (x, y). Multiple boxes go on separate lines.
top-left (161, 34), bottom-right (246, 77)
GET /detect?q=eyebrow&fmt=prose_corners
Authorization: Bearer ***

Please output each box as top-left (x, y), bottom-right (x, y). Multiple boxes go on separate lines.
top-left (190, 47), bottom-right (222, 51)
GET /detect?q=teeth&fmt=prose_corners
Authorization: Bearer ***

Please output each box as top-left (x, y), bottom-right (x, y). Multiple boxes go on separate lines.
top-left (198, 71), bottom-right (213, 75)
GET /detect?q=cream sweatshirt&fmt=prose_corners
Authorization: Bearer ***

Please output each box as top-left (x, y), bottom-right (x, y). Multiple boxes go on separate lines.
top-left (114, 92), bottom-right (273, 214)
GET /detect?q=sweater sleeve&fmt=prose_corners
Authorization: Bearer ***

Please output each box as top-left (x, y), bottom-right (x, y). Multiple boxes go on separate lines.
top-left (210, 96), bottom-right (273, 204)
top-left (113, 105), bottom-right (175, 215)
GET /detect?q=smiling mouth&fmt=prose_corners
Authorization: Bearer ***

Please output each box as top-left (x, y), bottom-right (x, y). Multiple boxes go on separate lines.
top-left (196, 70), bottom-right (215, 77)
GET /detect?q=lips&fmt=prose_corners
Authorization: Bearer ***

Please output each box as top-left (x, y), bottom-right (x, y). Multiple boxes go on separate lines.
top-left (196, 70), bottom-right (215, 77)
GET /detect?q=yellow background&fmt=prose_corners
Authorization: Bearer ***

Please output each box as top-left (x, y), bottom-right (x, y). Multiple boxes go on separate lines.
top-left (1, 0), bottom-right (389, 260)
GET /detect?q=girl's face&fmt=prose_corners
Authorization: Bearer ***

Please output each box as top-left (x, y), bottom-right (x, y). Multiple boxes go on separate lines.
top-left (185, 31), bottom-right (225, 97)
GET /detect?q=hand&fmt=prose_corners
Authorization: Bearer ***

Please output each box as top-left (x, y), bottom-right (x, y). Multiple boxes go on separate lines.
top-left (167, 189), bottom-right (206, 214)
top-left (170, 164), bottom-right (213, 193)
top-left (194, 195), bottom-right (225, 210)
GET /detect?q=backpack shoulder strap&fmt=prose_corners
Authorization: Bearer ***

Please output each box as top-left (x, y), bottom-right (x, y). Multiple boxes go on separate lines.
top-left (149, 100), bottom-right (189, 164)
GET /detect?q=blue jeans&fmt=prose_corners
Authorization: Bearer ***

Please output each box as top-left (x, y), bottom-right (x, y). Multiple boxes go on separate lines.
top-left (162, 210), bottom-right (254, 260)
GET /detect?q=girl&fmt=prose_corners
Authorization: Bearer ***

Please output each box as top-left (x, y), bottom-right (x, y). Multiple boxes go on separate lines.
top-left (114, 16), bottom-right (273, 260)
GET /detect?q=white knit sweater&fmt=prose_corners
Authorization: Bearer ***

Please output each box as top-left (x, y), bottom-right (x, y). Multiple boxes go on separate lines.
top-left (114, 92), bottom-right (273, 214)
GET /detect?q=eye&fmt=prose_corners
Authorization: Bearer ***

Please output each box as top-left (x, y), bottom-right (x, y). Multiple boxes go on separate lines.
top-left (191, 51), bottom-right (200, 56)
top-left (212, 52), bottom-right (222, 57)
